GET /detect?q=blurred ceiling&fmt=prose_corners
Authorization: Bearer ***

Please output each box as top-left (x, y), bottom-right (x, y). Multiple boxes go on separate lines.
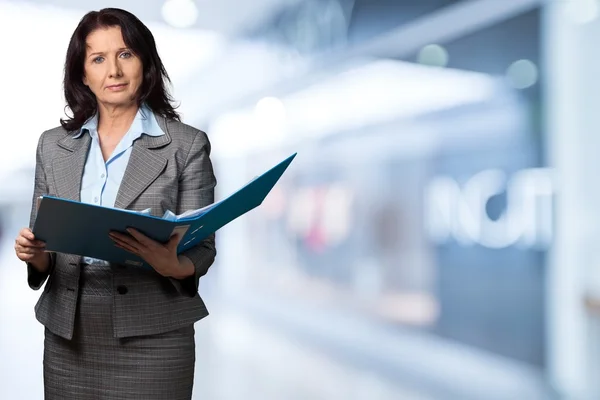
top-left (17, 0), bottom-right (303, 37)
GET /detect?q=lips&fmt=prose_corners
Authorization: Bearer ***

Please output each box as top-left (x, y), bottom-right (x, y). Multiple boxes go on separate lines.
top-left (106, 83), bottom-right (127, 89)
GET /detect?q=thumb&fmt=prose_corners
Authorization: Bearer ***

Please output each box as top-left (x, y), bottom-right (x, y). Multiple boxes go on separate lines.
top-left (168, 233), bottom-right (181, 250)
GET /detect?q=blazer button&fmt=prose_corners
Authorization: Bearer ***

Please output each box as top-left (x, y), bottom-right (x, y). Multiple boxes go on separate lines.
top-left (117, 285), bottom-right (128, 295)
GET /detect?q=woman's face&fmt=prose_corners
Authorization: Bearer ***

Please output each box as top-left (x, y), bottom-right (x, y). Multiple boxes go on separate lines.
top-left (82, 26), bottom-right (143, 109)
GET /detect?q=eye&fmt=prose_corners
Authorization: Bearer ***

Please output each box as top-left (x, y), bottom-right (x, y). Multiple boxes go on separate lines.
top-left (120, 51), bottom-right (132, 59)
top-left (92, 56), bottom-right (104, 64)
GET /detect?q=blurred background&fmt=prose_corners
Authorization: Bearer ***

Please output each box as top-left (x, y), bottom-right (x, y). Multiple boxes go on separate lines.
top-left (1, 0), bottom-right (599, 398)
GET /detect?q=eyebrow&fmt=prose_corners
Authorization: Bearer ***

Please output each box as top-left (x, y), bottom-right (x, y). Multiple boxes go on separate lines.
top-left (87, 47), bottom-right (130, 57)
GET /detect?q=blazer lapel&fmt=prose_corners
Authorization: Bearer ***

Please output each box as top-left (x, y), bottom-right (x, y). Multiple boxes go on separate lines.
top-left (114, 125), bottom-right (171, 210)
top-left (53, 133), bottom-right (91, 201)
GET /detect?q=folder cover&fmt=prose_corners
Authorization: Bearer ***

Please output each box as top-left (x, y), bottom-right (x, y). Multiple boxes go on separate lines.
top-left (32, 153), bottom-right (297, 267)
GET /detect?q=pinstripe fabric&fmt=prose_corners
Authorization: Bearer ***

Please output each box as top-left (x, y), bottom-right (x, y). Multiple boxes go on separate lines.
top-left (44, 265), bottom-right (195, 400)
top-left (24, 115), bottom-right (216, 397)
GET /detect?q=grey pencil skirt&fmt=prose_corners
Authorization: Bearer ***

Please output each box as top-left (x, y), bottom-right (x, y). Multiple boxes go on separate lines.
top-left (43, 264), bottom-right (196, 400)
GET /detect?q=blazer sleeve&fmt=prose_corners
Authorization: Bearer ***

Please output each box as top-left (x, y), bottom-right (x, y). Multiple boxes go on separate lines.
top-left (27, 132), bottom-right (56, 290)
top-left (168, 130), bottom-right (217, 297)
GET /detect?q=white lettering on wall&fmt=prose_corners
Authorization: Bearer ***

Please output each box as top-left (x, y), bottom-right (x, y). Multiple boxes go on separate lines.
top-left (425, 168), bottom-right (554, 249)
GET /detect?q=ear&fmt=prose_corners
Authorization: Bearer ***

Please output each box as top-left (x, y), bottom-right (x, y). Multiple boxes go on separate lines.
top-left (83, 75), bottom-right (88, 86)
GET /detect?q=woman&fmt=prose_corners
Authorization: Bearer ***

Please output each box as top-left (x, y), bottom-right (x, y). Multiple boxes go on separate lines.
top-left (13, 8), bottom-right (216, 399)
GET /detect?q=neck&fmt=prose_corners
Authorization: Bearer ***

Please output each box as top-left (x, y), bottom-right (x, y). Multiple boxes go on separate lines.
top-left (97, 102), bottom-right (139, 138)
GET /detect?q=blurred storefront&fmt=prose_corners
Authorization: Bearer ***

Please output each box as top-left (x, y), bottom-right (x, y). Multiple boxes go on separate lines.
top-left (207, 1), bottom-right (556, 398)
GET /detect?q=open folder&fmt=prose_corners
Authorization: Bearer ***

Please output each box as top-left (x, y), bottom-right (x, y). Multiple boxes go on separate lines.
top-left (32, 152), bottom-right (297, 267)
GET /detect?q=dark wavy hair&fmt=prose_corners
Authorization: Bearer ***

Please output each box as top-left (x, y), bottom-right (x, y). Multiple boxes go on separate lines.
top-left (60, 8), bottom-right (180, 131)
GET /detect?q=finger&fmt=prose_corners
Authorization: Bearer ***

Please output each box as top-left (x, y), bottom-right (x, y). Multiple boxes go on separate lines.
top-left (20, 228), bottom-right (36, 241)
top-left (17, 253), bottom-right (37, 262)
top-left (125, 228), bottom-right (154, 247)
top-left (110, 234), bottom-right (134, 248)
top-left (16, 229), bottom-right (41, 245)
top-left (113, 240), bottom-right (138, 255)
top-left (109, 231), bottom-right (136, 245)
top-left (15, 241), bottom-right (45, 252)
top-left (24, 240), bottom-right (46, 248)
top-left (167, 233), bottom-right (181, 250)
top-left (110, 236), bottom-right (140, 254)
top-left (111, 235), bottom-right (147, 256)
top-left (16, 246), bottom-right (45, 256)
top-left (16, 240), bottom-right (45, 252)
top-left (16, 236), bottom-right (45, 248)
top-left (117, 243), bottom-right (139, 255)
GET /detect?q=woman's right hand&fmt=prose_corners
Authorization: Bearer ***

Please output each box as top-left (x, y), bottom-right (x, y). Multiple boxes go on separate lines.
top-left (14, 228), bottom-right (50, 273)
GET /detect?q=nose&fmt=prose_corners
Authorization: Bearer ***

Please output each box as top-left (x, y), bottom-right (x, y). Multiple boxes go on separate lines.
top-left (108, 56), bottom-right (123, 78)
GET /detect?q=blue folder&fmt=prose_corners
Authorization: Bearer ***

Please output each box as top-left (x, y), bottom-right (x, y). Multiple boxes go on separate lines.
top-left (33, 152), bottom-right (297, 267)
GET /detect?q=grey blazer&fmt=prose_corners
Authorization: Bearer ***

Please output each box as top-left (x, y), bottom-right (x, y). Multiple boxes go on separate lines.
top-left (26, 116), bottom-right (217, 340)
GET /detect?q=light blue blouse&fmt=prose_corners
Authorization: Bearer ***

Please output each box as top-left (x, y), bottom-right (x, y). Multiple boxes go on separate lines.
top-left (74, 104), bottom-right (165, 264)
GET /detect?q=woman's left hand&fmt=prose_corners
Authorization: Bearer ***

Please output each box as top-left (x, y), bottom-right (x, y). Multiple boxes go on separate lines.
top-left (109, 228), bottom-right (191, 278)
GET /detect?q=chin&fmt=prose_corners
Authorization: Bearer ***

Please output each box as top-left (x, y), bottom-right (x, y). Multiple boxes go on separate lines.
top-left (100, 95), bottom-right (137, 108)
